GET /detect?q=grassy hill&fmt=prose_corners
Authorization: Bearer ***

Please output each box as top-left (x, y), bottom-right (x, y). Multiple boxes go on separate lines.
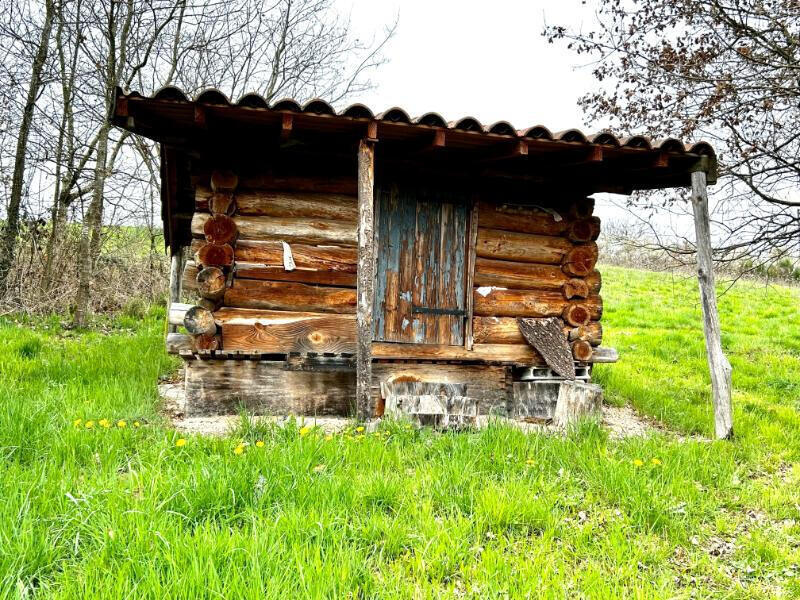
top-left (0, 267), bottom-right (798, 598)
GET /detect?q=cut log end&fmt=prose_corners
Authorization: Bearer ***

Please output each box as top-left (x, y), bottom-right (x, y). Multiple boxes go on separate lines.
top-left (571, 340), bottom-right (593, 362)
top-left (192, 333), bottom-right (221, 352)
top-left (203, 215), bottom-right (238, 245)
top-left (567, 217), bottom-right (601, 243)
top-left (197, 243), bottom-right (234, 268)
top-left (562, 244), bottom-right (598, 277)
top-left (562, 278), bottom-right (589, 299)
top-left (196, 266), bottom-right (227, 300)
top-left (210, 170), bottom-right (238, 192)
top-left (562, 303), bottom-right (591, 327)
top-left (184, 305), bottom-right (217, 336)
top-left (209, 192), bottom-right (236, 216)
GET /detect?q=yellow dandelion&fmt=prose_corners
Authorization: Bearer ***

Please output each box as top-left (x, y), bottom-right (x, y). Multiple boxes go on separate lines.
top-left (299, 425), bottom-right (312, 437)
top-left (99, 419), bottom-right (111, 428)
top-left (632, 459), bottom-right (644, 468)
top-left (324, 434), bottom-right (333, 441)
top-left (85, 420), bottom-right (95, 429)
top-left (526, 458), bottom-right (535, 466)
top-left (117, 420), bottom-right (127, 428)
top-left (175, 438), bottom-right (187, 447)
top-left (651, 458), bottom-right (662, 466)
top-left (313, 464), bottom-right (326, 473)
top-left (255, 440), bottom-right (265, 448)
top-left (355, 426), bottom-right (365, 433)
top-left (233, 445), bottom-right (245, 455)
top-left (73, 418), bottom-right (82, 427)
top-left (133, 421), bottom-right (141, 428)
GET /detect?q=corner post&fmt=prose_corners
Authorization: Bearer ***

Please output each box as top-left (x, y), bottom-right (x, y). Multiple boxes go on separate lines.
top-left (167, 245), bottom-right (184, 334)
top-left (356, 137), bottom-right (376, 420)
top-left (690, 158), bottom-right (733, 439)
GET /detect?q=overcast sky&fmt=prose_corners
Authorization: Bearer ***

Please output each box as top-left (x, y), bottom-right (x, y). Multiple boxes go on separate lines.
top-left (337, 0), bottom-right (603, 134)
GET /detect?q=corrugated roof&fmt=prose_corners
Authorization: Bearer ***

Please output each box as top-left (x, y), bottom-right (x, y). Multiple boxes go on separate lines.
top-left (114, 86), bottom-right (716, 157)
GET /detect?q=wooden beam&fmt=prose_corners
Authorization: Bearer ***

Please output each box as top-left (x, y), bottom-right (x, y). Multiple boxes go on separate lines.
top-left (463, 199), bottom-right (479, 350)
top-left (371, 342), bottom-right (545, 365)
top-left (690, 162), bottom-right (733, 439)
top-left (281, 113), bottom-right (293, 141)
top-left (356, 138), bottom-right (376, 420)
top-left (167, 246), bottom-right (184, 332)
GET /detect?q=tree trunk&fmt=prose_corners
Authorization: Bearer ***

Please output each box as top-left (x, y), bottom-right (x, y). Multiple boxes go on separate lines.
top-left (690, 167), bottom-right (733, 440)
top-left (0, 0), bottom-right (55, 290)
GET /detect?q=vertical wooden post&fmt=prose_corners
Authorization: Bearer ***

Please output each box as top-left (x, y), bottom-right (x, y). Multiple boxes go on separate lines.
top-left (167, 246), bottom-right (184, 333)
top-left (690, 160), bottom-right (733, 439)
top-left (356, 138), bottom-right (376, 420)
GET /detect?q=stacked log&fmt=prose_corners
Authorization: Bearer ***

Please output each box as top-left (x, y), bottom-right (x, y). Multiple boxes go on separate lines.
top-left (471, 196), bottom-right (603, 362)
top-left (183, 173), bottom-right (359, 354)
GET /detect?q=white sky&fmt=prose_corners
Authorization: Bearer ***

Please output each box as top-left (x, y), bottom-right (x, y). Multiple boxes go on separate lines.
top-left (337, 0), bottom-right (603, 133)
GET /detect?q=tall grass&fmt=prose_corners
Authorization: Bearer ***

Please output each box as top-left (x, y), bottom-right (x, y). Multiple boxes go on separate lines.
top-left (0, 267), bottom-right (798, 598)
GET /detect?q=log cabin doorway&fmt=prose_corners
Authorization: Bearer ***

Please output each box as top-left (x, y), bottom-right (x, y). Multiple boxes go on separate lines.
top-left (373, 184), bottom-right (469, 345)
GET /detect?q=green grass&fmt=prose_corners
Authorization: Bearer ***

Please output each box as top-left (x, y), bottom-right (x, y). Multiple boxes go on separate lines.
top-left (1, 266), bottom-right (799, 598)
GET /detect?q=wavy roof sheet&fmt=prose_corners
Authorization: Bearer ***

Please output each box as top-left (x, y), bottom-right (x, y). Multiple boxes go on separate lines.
top-left (115, 86), bottom-right (716, 157)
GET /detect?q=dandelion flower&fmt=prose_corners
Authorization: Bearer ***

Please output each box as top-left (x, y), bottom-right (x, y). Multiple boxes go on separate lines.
top-left (651, 458), bottom-right (662, 466)
top-left (175, 438), bottom-right (187, 447)
top-left (117, 420), bottom-right (127, 428)
top-left (313, 464), bottom-right (326, 473)
top-left (73, 418), bottom-right (82, 427)
top-left (299, 425), bottom-right (312, 437)
top-left (99, 419), bottom-right (111, 428)
top-left (632, 459), bottom-right (644, 468)
top-left (255, 440), bottom-right (265, 448)
top-left (324, 434), bottom-right (333, 441)
top-left (133, 421), bottom-right (141, 428)
top-left (526, 458), bottom-right (535, 466)
top-left (233, 445), bottom-right (245, 455)
top-left (85, 420), bottom-right (95, 429)
top-left (355, 426), bottom-right (365, 433)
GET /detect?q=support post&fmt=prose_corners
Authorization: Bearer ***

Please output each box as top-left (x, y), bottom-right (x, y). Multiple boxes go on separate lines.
top-left (167, 246), bottom-right (184, 333)
top-left (690, 161), bottom-right (733, 439)
top-left (356, 138), bottom-right (376, 420)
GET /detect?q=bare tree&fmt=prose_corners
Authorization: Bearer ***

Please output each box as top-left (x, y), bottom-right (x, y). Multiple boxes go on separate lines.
top-left (544, 0), bottom-right (799, 267)
top-left (0, 0), bottom-right (55, 290)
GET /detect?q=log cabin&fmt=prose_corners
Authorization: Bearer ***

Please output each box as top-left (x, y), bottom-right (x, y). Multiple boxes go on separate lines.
top-left (112, 86), bottom-right (716, 421)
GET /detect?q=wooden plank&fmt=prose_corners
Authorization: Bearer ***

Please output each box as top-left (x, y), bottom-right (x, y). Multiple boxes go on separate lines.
top-left (414, 195), bottom-right (441, 343)
top-left (356, 139), bottom-right (376, 420)
top-left (463, 199), bottom-right (479, 350)
top-left (213, 239), bottom-right (357, 270)
top-left (223, 278), bottom-right (357, 313)
top-left (690, 166), bottom-right (733, 439)
top-left (191, 213), bottom-right (356, 246)
top-left (217, 309), bottom-right (356, 354)
top-left (474, 289), bottom-right (602, 319)
top-left (477, 201), bottom-right (570, 236)
top-left (184, 359), bottom-right (355, 417)
top-left (196, 186), bottom-right (357, 221)
top-left (166, 332), bottom-right (192, 354)
top-left (476, 227), bottom-right (573, 264)
top-left (234, 262), bottom-right (356, 287)
top-left (371, 341), bottom-right (545, 364)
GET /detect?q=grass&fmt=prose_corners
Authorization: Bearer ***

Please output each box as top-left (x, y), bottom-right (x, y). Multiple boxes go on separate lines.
top-left (1, 266), bottom-right (799, 598)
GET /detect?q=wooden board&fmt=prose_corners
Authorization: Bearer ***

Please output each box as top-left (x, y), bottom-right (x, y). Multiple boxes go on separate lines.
top-left (184, 359), bottom-right (355, 417)
top-left (191, 213), bottom-right (356, 246)
top-left (234, 262), bottom-right (357, 287)
top-left (223, 278), bottom-right (357, 313)
top-left (371, 341), bottom-right (544, 364)
top-left (474, 289), bottom-right (603, 319)
top-left (196, 186), bottom-right (357, 221)
top-left (476, 228), bottom-right (573, 264)
top-left (216, 308), bottom-right (356, 353)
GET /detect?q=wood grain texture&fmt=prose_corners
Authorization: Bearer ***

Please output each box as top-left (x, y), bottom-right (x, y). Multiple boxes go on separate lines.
top-left (218, 308), bottom-right (356, 353)
top-left (203, 188), bottom-right (358, 221)
top-left (371, 342), bottom-right (545, 364)
top-left (210, 170), bottom-right (238, 192)
top-left (184, 306), bottom-right (217, 335)
top-left (566, 217), bottom-right (601, 243)
top-left (477, 201), bottom-right (569, 236)
top-left (203, 214), bottom-right (238, 245)
top-left (473, 316), bottom-right (602, 346)
top-left (184, 359), bottom-right (355, 417)
top-left (571, 340), bottom-right (594, 361)
top-left (463, 200), bottom-right (479, 350)
top-left (219, 239), bottom-right (357, 270)
top-left (562, 303), bottom-right (592, 327)
top-left (561, 243), bottom-right (599, 277)
top-left (476, 228), bottom-right (573, 264)
top-left (356, 139), bottom-right (376, 420)
top-left (196, 266), bottom-right (227, 300)
top-left (224, 278), bottom-right (357, 313)
top-left (191, 212), bottom-right (356, 246)
top-left (196, 243), bottom-right (234, 267)
top-left (166, 332), bottom-right (191, 354)
top-left (475, 257), bottom-right (574, 291)
top-left (474, 288), bottom-right (602, 319)
top-left (234, 262), bottom-right (357, 287)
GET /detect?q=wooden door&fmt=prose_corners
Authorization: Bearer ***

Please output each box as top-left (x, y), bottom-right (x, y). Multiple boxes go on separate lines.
top-left (373, 185), bottom-right (468, 345)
